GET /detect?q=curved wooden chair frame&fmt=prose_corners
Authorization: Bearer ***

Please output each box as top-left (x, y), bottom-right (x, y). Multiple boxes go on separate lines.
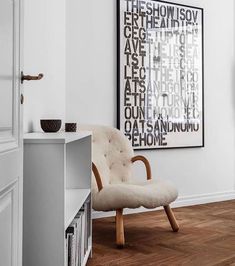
top-left (92, 156), bottom-right (179, 248)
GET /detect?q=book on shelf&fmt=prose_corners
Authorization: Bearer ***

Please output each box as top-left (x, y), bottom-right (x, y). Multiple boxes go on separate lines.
top-left (81, 211), bottom-right (85, 262)
top-left (67, 233), bottom-right (73, 266)
top-left (75, 214), bottom-right (82, 266)
top-left (65, 200), bottom-right (91, 266)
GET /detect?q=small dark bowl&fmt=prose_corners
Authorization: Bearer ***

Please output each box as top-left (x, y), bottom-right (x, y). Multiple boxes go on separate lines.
top-left (65, 123), bottom-right (77, 132)
top-left (40, 119), bottom-right (62, 133)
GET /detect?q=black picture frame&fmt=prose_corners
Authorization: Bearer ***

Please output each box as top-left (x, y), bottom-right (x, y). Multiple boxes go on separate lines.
top-left (117, 0), bottom-right (204, 150)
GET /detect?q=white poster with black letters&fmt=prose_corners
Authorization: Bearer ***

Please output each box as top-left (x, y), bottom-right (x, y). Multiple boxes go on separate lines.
top-left (117, 0), bottom-right (204, 150)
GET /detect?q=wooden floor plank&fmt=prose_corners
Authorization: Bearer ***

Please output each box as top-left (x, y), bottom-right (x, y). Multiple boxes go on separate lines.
top-left (87, 200), bottom-right (235, 266)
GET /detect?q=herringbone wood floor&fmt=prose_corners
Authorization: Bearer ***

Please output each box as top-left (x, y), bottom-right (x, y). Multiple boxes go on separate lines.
top-left (87, 200), bottom-right (235, 266)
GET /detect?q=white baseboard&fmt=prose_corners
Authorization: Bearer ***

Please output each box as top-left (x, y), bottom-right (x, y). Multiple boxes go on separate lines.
top-left (92, 190), bottom-right (235, 219)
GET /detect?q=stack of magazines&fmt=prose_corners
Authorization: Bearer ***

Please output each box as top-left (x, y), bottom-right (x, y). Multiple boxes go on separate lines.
top-left (66, 201), bottom-right (91, 266)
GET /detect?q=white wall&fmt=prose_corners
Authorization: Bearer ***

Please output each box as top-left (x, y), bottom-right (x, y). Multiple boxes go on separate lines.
top-left (66, 0), bottom-right (116, 125)
top-left (24, 0), bottom-right (66, 132)
top-left (66, 0), bottom-right (235, 207)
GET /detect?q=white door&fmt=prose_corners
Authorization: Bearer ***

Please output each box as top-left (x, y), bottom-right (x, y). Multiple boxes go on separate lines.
top-left (0, 0), bottom-right (23, 266)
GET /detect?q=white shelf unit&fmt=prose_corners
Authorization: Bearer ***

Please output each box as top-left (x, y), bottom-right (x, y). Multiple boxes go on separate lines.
top-left (23, 132), bottom-right (92, 266)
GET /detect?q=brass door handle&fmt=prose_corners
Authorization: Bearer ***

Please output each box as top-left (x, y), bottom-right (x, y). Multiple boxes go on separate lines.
top-left (21, 72), bottom-right (44, 84)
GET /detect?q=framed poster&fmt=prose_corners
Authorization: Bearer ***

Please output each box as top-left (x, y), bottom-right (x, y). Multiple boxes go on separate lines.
top-left (117, 0), bottom-right (204, 150)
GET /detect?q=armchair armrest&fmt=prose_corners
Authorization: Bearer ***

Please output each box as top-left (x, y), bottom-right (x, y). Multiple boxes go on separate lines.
top-left (92, 162), bottom-right (103, 191)
top-left (131, 155), bottom-right (152, 180)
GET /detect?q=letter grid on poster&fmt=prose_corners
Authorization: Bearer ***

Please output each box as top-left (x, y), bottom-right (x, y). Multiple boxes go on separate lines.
top-left (117, 0), bottom-right (204, 150)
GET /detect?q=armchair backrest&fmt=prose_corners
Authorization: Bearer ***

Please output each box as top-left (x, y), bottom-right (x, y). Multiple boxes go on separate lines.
top-left (80, 125), bottom-right (134, 188)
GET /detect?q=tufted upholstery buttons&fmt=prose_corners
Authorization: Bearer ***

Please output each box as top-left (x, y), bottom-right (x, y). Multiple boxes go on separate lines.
top-left (79, 124), bottom-right (134, 186)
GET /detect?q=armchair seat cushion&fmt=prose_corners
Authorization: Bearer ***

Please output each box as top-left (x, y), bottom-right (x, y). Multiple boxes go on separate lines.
top-left (92, 179), bottom-right (178, 211)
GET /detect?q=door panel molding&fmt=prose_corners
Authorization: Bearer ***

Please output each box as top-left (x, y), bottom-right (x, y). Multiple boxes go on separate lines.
top-left (0, 0), bottom-right (21, 154)
top-left (0, 179), bottom-right (19, 266)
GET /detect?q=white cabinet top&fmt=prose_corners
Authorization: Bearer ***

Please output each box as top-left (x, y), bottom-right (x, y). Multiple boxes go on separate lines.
top-left (24, 131), bottom-right (92, 144)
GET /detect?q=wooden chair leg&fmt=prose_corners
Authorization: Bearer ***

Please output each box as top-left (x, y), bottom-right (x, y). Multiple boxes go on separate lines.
top-left (116, 209), bottom-right (125, 248)
top-left (164, 205), bottom-right (179, 232)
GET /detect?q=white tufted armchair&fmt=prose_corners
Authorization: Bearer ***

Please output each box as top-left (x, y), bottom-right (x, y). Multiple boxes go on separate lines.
top-left (80, 125), bottom-right (179, 247)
